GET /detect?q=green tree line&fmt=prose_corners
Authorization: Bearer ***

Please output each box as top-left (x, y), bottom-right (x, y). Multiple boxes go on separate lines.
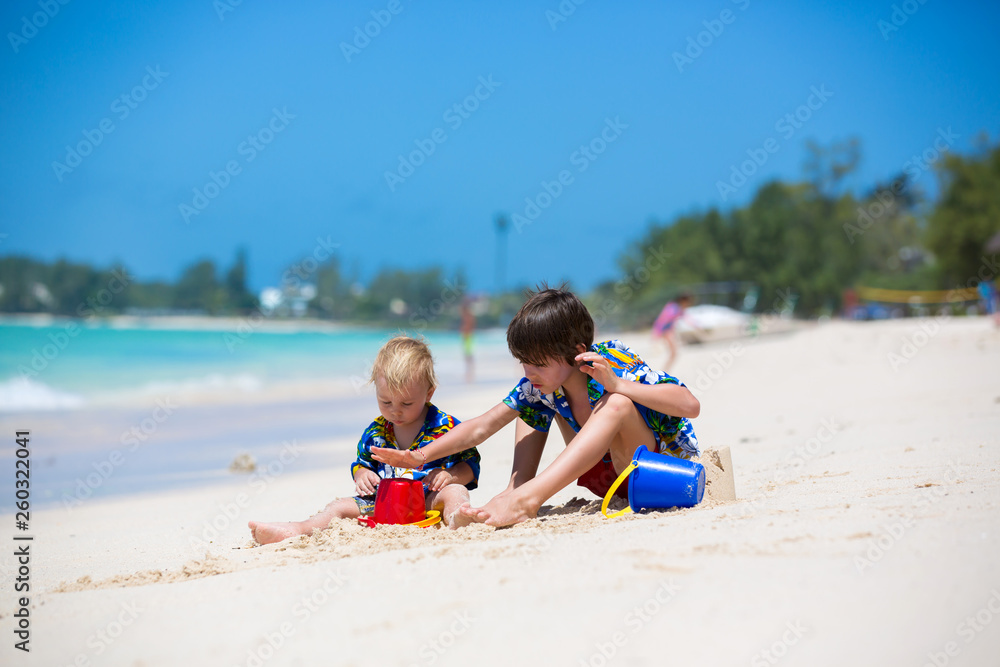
top-left (0, 249), bottom-right (256, 317)
top-left (2, 138), bottom-right (997, 326)
top-left (594, 137), bottom-right (1000, 326)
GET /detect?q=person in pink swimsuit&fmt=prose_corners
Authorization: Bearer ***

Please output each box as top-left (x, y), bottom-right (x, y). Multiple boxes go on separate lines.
top-left (652, 293), bottom-right (693, 371)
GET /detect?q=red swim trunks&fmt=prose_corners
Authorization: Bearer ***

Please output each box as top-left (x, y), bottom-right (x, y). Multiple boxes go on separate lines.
top-left (577, 453), bottom-right (629, 500)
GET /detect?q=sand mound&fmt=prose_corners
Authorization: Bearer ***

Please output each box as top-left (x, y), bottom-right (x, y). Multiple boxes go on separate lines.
top-left (55, 553), bottom-right (237, 592)
top-left (696, 446), bottom-right (738, 504)
top-left (53, 461), bottom-right (737, 593)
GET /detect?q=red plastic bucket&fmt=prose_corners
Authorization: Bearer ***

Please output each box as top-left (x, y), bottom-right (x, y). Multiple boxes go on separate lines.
top-left (373, 478), bottom-right (426, 525)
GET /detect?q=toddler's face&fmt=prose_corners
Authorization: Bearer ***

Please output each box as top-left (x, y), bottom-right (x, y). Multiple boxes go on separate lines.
top-left (374, 377), bottom-right (432, 429)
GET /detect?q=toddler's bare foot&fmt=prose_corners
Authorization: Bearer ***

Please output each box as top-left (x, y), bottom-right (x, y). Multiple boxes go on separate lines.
top-left (446, 508), bottom-right (475, 530)
top-left (458, 494), bottom-right (537, 527)
top-left (248, 520), bottom-right (308, 545)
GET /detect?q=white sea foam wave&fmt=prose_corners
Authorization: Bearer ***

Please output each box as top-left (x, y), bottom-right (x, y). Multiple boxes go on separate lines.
top-left (0, 377), bottom-right (85, 412)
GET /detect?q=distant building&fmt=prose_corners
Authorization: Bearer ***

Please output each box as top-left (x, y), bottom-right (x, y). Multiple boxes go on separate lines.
top-left (258, 283), bottom-right (316, 317)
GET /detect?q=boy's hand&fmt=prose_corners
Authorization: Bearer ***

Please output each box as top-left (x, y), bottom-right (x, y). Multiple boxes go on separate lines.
top-left (423, 467), bottom-right (455, 492)
top-left (575, 352), bottom-right (621, 393)
top-left (354, 468), bottom-right (380, 496)
top-left (371, 447), bottom-right (422, 469)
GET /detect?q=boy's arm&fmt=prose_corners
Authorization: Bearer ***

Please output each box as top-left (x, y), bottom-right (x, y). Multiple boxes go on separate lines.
top-left (371, 402), bottom-right (518, 469)
top-left (575, 352), bottom-right (701, 418)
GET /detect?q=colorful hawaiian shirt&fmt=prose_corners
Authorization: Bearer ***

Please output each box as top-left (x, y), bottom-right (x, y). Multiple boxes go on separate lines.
top-left (502, 339), bottom-right (699, 458)
top-left (351, 403), bottom-right (480, 490)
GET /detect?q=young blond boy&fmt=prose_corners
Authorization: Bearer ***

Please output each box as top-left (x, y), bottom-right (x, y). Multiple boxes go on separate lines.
top-left (248, 336), bottom-right (480, 544)
top-left (372, 287), bottom-right (700, 527)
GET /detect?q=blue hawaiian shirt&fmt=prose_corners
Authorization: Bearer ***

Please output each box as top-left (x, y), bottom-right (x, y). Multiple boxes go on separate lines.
top-left (352, 403), bottom-right (481, 490)
top-left (502, 339), bottom-right (699, 459)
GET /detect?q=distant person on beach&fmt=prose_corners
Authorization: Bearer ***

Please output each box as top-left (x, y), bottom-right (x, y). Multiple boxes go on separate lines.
top-left (248, 336), bottom-right (481, 544)
top-left (460, 297), bottom-right (476, 383)
top-left (372, 286), bottom-right (700, 527)
top-left (978, 280), bottom-right (1000, 327)
top-left (842, 288), bottom-right (859, 320)
top-left (651, 293), bottom-right (694, 371)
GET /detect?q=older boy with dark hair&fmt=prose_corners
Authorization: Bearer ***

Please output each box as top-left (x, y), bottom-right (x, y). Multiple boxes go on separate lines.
top-left (372, 287), bottom-right (700, 527)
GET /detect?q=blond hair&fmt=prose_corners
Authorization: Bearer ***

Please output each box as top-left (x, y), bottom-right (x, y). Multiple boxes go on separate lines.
top-left (369, 335), bottom-right (437, 394)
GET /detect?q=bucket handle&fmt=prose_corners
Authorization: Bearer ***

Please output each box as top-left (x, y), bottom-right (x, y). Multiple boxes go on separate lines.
top-left (601, 461), bottom-right (637, 519)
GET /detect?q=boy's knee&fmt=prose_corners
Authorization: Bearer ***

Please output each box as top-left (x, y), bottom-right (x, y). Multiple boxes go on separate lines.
top-left (593, 392), bottom-right (637, 419)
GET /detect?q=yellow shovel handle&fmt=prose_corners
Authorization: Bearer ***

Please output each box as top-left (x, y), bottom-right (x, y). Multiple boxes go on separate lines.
top-left (601, 462), bottom-right (636, 519)
top-left (411, 510), bottom-right (442, 528)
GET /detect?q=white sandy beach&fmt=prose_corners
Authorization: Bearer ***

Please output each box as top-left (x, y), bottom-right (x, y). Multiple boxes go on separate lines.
top-left (2, 317), bottom-right (999, 666)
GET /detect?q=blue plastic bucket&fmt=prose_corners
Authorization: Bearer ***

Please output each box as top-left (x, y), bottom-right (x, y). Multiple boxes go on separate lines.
top-left (602, 445), bottom-right (705, 518)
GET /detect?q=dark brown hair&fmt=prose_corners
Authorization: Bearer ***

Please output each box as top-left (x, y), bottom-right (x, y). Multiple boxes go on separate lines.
top-left (507, 285), bottom-right (594, 366)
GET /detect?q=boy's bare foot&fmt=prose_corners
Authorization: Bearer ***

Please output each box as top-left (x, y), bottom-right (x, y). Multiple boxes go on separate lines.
top-left (458, 494), bottom-right (537, 527)
top-left (248, 520), bottom-right (307, 545)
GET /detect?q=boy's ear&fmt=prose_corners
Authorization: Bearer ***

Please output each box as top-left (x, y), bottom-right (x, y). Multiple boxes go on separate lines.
top-left (574, 343), bottom-right (588, 354)
top-left (426, 386), bottom-right (436, 403)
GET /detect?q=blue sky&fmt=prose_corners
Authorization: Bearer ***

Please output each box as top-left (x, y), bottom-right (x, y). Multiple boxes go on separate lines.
top-left (1, 0), bottom-right (998, 294)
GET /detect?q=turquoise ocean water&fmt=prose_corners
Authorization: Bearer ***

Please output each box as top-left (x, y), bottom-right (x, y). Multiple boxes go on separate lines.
top-left (0, 320), bottom-right (473, 406)
top-left (0, 320), bottom-right (501, 509)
